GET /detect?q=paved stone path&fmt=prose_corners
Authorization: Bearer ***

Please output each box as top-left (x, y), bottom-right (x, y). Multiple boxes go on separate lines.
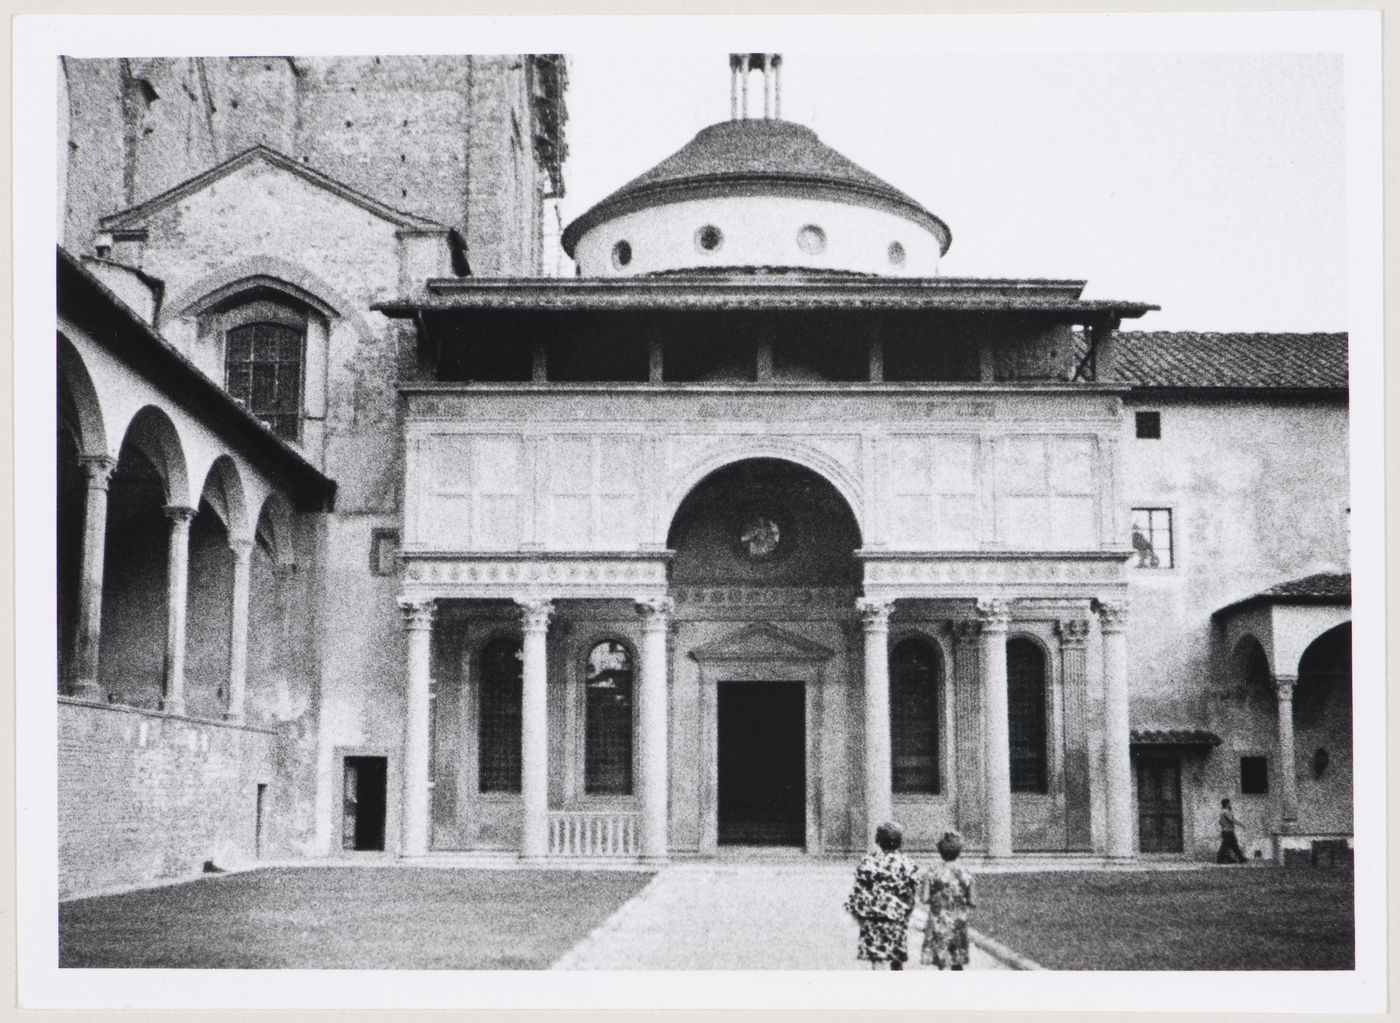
top-left (552, 863), bottom-right (1006, 970)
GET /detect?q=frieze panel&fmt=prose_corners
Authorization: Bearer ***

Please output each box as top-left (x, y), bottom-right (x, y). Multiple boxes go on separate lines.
top-left (673, 586), bottom-right (854, 608)
top-left (401, 556), bottom-right (669, 598)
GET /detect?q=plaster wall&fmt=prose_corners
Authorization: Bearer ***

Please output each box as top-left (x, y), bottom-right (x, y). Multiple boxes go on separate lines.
top-left (1120, 396), bottom-right (1349, 856)
top-left (572, 195), bottom-right (943, 277)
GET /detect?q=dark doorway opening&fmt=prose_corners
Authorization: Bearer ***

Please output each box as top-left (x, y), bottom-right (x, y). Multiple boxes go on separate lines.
top-left (255, 783), bottom-right (269, 857)
top-left (342, 756), bottom-right (388, 852)
top-left (718, 681), bottom-right (805, 845)
top-left (1136, 756), bottom-right (1184, 853)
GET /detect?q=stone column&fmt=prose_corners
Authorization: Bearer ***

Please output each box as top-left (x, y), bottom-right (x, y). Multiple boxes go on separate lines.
top-left (1095, 598), bottom-right (1134, 859)
top-left (160, 504), bottom-right (196, 716)
top-left (224, 538), bottom-right (254, 722)
top-left (517, 597), bottom-right (554, 860)
top-left (398, 596), bottom-right (436, 857)
top-left (636, 597), bottom-right (674, 863)
top-left (1056, 617), bottom-right (1093, 849)
top-left (68, 454), bottom-right (115, 700)
top-left (857, 597), bottom-right (895, 842)
top-left (1273, 674), bottom-right (1299, 829)
top-left (977, 599), bottom-right (1013, 858)
top-left (951, 620), bottom-right (984, 845)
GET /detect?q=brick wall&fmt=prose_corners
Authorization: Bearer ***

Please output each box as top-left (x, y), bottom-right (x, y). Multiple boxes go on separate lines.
top-left (58, 699), bottom-right (283, 900)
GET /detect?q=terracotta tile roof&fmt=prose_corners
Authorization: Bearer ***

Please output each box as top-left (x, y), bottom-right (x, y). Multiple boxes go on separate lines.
top-left (1131, 729), bottom-right (1223, 748)
top-left (1213, 572), bottom-right (1351, 619)
top-left (1108, 331), bottom-right (1348, 389)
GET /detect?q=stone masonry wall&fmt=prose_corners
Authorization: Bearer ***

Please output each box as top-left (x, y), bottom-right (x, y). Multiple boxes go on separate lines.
top-left (58, 700), bottom-right (281, 899)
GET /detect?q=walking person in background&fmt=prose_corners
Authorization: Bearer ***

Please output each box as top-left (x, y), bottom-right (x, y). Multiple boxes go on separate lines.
top-left (845, 821), bottom-right (919, 970)
top-left (1217, 798), bottom-right (1249, 863)
top-left (917, 830), bottom-right (977, 971)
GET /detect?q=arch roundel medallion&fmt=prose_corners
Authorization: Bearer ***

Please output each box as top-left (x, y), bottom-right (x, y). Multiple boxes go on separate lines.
top-left (735, 510), bottom-right (785, 561)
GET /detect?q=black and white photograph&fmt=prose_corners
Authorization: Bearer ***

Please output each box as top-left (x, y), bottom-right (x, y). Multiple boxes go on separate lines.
top-left (14, 10), bottom-right (1385, 1015)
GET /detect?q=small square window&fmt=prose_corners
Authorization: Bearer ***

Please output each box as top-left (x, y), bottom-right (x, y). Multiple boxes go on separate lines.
top-left (1130, 507), bottom-right (1174, 569)
top-left (1240, 755), bottom-right (1269, 794)
top-left (1135, 411), bottom-right (1161, 439)
top-left (370, 529), bottom-right (400, 576)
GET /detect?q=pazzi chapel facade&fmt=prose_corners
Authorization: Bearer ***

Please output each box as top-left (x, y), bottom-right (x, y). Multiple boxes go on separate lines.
top-left (54, 54), bottom-right (1352, 898)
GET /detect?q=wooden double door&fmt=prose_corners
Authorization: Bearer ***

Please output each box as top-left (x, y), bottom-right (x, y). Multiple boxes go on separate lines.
top-left (1136, 756), bottom-right (1184, 853)
top-left (716, 680), bottom-right (806, 845)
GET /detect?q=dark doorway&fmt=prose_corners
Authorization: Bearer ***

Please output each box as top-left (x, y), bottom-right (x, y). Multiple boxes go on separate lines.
top-left (1136, 757), bottom-right (1184, 853)
top-left (718, 681), bottom-right (805, 845)
top-left (255, 783), bottom-right (269, 857)
top-left (342, 756), bottom-right (388, 852)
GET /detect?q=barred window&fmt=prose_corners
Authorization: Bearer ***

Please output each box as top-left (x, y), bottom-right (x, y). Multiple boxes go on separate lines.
top-left (584, 641), bottom-right (634, 795)
top-left (1131, 507), bottom-right (1174, 569)
top-left (478, 638), bottom-right (522, 793)
top-left (1008, 638), bottom-right (1048, 793)
top-left (226, 322), bottom-right (303, 442)
top-left (891, 638), bottom-right (941, 794)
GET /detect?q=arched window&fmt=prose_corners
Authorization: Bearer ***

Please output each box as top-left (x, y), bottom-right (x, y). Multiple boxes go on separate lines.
top-left (891, 637), bottom-right (941, 794)
top-left (478, 638), bottom-right (522, 793)
top-left (584, 641), bottom-right (634, 795)
top-left (225, 320), bottom-right (304, 442)
top-left (1007, 638), bottom-right (1048, 793)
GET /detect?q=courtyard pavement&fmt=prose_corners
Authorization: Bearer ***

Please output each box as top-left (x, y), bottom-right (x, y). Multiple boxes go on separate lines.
top-left (552, 862), bottom-right (1008, 970)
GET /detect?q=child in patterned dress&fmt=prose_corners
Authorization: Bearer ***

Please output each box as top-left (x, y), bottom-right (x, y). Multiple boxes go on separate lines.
top-left (918, 830), bottom-right (976, 970)
top-left (844, 820), bottom-right (920, 970)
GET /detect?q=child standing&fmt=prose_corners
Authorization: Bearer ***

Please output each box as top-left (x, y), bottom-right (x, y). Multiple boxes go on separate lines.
top-left (918, 830), bottom-right (976, 971)
top-left (844, 820), bottom-right (920, 970)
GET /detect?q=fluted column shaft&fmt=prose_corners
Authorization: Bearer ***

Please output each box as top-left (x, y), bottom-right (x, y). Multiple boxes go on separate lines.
top-left (857, 598), bottom-right (894, 840)
top-left (1274, 674), bottom-right (1299, 828)
top-left (1057, 617), bottom-right (1093, 849)
top-left (399, 596), bottom-right (436, 856)
top-left (1096, 599), bottom-right (1133, 858)
top-left (160, 505), bottom-right (196, 716)
top-left (636, 597), bottom-right (673, 862)
top-left (69, 455), bottom-right (115, 700)
top-left (224, 538), bottom-right (254, 721)
top-left (978, 600), bottom-right (1012, 858)
top-left (951, 621), bottom-right (984, 845)
top-left (518, 598), bottom-right (554, 860)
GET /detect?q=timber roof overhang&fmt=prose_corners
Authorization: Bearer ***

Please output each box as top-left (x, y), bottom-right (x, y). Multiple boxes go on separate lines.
top-left (1211, 573), bottom-right (1351, 621)
top-left (376, 275), bottom-right (1158, 321)
top-left (1130, 729), bottom-right (1223, 753)
top-left (58, 247), bottom-right (337, 512)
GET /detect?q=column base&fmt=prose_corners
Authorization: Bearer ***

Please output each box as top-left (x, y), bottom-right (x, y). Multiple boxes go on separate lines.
top-left (639, 854), bottom-right (670, 867)
top-left (64, 678), bottom-right (105, 702)
top-left (159, 697), bottom-right (186, 716)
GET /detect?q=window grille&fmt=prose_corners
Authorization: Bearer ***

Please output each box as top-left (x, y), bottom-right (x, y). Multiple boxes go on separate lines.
top-left (584, 641), bottom-right (634, 795)
top-left (1131, 508), bottom-right (1174, 568)
top-left (225, 322), bottom-right (304, 442)
top-left (478, 638), bottom-right (523, 793)
top-left (890, 638), bottom-right (941, 793)
top-left (1007, 638), bottom-right (1048, 793)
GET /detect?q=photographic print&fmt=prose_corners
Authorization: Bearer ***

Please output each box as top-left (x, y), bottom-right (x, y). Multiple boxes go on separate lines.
top-left (17, 12), bottom-right (1384, 1014)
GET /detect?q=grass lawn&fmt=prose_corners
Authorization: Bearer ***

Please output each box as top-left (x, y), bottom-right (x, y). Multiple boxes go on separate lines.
top-left (974, 867), bottom-right (1354, 970)
top-left (60, 867), bottom-right (653, 970)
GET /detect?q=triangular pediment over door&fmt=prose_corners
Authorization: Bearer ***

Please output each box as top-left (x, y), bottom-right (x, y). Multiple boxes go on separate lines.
top-left (689, 622), bottom-right (836, 666)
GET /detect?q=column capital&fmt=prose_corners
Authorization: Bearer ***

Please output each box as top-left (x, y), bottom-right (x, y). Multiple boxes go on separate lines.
top-left (1055, 617), bottom-right (1092, 648)
top-left (163, 504), bottom-right (197, 525)
top-left (78, 454), bottom-right (117, 489)
top-left (974, 598), bottom-right (1010, 632)
top-left (1093, 598), bottom-right (1130, 633)
top-left (1273, 673), bottom-right (1298, 699)
top-left (397, 595), bottom-right (438, 631)
top-left (856, 596), bottom-right (895, 630)
top-left (635, 596), bottom-right (675, 626)
top-left (515, 597), bottom-right (555, 632)
top-left (951, 619), bottom-right (981, 648)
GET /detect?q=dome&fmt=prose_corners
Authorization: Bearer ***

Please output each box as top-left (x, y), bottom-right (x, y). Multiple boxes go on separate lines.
top-left (563, 117), bottom-right (952, 278)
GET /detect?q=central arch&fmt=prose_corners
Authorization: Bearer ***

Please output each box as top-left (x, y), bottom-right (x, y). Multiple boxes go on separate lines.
top-left (669, 458), bottom-right (860, 852)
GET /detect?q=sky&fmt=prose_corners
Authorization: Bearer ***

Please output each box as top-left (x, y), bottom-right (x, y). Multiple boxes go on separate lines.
top-left (555, 51), bottom-right (1347, 333)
